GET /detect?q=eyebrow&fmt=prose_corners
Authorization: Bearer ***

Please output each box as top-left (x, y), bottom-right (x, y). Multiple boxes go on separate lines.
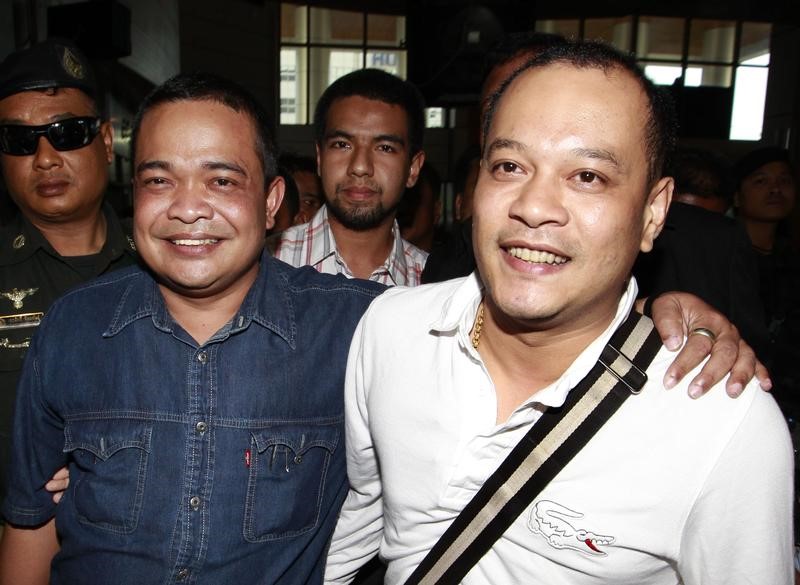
top-left (485, 138), bottom-right (528, 157)
top-left (571, 147), bottom-right (623, 171)
top-left (136, 160), bottom-right (171, 175)
top-left (202, 160), bottom-right (247, 176)
top-left (135, 160), bottom-right (248, 177)
top-left (324, 129), bottom-right (406, 147)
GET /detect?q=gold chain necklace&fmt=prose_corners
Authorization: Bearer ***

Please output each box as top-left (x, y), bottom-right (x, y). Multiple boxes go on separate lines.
top-left (471, 300), bottom-right (485, 349)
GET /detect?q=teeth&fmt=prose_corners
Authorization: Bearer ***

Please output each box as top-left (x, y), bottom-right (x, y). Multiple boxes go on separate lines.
top-left (507, 247), bottom-right (568, 265)
top-left (172, 239), bottom-right (218, 246)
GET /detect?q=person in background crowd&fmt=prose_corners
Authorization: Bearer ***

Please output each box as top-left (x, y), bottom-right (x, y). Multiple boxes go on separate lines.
top-left (279, 152), bottom-right (324, 225)
top-left (734, 146), bottom-right (800, 419)
top-left (397, 163), bottom-right (443, 253)
top-left (0, 39), bottom-right (138, 508)
top-left (277, 69), bottom-right (428, 286)
top-left (634, 147), bottom-right (769, 358)
top-left (669, 148), bottom-right (733, 214)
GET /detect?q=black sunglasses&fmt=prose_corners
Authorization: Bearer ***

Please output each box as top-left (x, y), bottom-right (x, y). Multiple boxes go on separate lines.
top-left (0, 117), bottom-right (102, 156)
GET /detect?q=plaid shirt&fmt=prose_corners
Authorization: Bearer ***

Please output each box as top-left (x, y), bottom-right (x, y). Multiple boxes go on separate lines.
top-left (276, 206), bottom-right (428, 287)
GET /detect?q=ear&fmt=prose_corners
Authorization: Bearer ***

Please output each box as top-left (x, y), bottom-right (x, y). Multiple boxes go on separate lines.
top-left (264, 175), bottom-right (286, 232)
top-left (315, 143), bottom-right (322, 176)
top-left (405, 150), bottom-right (426, 188)
top-left (639, 176), bottom-right (673, 253)
top-left (100, 121), bottom-right (114, 164)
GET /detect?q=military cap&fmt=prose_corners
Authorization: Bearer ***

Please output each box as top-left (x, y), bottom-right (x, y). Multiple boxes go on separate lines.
top-left (0, 38), bottom-right (97, 102)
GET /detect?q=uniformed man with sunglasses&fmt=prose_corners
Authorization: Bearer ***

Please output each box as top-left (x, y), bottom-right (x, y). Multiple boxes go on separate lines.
top-left (0, 40), bottom-right (138, 507)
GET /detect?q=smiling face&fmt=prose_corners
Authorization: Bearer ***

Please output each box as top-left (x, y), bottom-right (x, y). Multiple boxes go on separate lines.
top-left (316, 95), bottom-right (424, 231)
top-left (133, 99), bottom-right (283, 302)
top-left (0, 87), bottom-right (112, 224)
top-left (473, 63), bottom-right (672, 333)
top-left (736, 160), bottom-right (796, 224)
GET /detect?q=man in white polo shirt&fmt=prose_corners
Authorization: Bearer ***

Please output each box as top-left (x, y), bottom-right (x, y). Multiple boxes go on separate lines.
top-left (326, 40), bottom-right (793, 585)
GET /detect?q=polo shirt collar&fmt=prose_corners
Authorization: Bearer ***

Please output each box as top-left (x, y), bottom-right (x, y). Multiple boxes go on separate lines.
top-left (430, 272), bottom-right (640, 409)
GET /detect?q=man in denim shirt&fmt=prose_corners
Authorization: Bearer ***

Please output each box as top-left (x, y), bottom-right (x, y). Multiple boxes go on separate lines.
top-left (0, 73), bottom-right (382, 584)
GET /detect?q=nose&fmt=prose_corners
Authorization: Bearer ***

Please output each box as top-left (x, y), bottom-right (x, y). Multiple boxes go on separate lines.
top-left (347, 144), bottom-right (373, 177)
top-left (507, 170), bottom-right (569, 228)
top-left (32, 136), bottom-right (64, 170)
top-left (167, 181), bottom-right (214, 223)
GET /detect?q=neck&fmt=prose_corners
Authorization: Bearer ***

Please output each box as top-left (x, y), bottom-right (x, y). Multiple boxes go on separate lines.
top-left (29, 208), bottom-right (107, 257)
top-left (476, 297), bottom-right (618, 424)
top-left (742, 219), bottom-right (778, 253)
top-left (328, 213), bottom-right (396, 279)
top-left (158, 266), bottom-right (258, 346)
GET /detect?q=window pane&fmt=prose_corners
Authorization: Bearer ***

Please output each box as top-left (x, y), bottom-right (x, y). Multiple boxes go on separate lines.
top-left (684, 64), bottom-right (732, 87)
top-left (584, 17), bottom-right (632, 51)
top-left (637, 17), bottom-right (684, 60)
top-left (730, 65), bottom-right (768, 140)
top-left (367, 14), bottom-right (405, 47)
top-left (310, 8), bottom-right (363, 45)
top-left (280, 48), bottom-right (308, 124)
top-left (281, 3), bottom-right (307, 43)
top-left (308, 48), bottom-right (363, 118)
top-left (425, 107), bottom-right (445, 128)
top-left (534, 19), bottom-right (580, 40)
top-left (366, 50), bottom-right (406, 78)
top-left (641, 62), bottom-right (682, 85)
top-left (688, 20), bottom-right (735, 63)
top-left (740, 22), bottom-right (771, 64)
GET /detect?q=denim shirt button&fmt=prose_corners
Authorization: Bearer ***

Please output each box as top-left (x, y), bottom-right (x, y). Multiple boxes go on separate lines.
top-left (177, 568), bottom-right (189, 580)
top-left (195, 421), bottom-right (207, 433)
top-left (189, 496), bottom-right (201, 510)
top-left (197, 351), bottom-right (208, 364)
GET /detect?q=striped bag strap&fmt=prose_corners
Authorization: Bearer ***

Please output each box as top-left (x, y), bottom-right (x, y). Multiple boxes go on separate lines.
top-left (404, 310), bottom-right (663, 585)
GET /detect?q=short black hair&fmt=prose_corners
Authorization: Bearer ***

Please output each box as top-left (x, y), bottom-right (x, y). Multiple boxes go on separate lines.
top-left (313, 69), bottom-right (426, 156)
top-left (669, 148), bottom-right (731, 203)
top-left (733, 146), bottom-right (794, 190)
top-left (482, 40), bottom-right (677, 186)
top-left (278, 152), bottom-right (317, 176)
top-left (131, 72), bottom-right (278, 185)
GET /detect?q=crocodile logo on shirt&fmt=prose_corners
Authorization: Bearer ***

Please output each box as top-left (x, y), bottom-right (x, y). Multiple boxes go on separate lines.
top-left (528, 500), bottom-right (615, 556)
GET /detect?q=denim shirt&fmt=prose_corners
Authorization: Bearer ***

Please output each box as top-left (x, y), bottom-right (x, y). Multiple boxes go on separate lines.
top-left (2, 253), bottom-right (383, 585)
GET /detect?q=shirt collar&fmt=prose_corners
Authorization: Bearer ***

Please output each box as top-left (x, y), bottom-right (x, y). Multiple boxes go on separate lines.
top-left (308, 205), bottom-right (414, 286)
top-left (431, 272), bottom-right (640, 409)
top-left (0, 203), bottom-right (136, 264)
top-left (104, 252), bottom-right (297, 348)
top-left (305, 206), bottom-right (337, 268)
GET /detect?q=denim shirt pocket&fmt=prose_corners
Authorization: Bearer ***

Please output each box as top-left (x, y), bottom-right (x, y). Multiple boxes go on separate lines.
top-left (63, 420), bottom-right (152, 535)
top-left (244, 423), bottom-right (339, 542)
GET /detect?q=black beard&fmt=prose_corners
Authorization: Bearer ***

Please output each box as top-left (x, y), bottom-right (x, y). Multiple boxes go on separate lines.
top-left (326, 197), bottom-right (400, 231)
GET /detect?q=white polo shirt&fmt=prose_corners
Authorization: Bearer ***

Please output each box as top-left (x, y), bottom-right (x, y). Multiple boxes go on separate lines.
top-left (326, 275), bottom-right (793, 585)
